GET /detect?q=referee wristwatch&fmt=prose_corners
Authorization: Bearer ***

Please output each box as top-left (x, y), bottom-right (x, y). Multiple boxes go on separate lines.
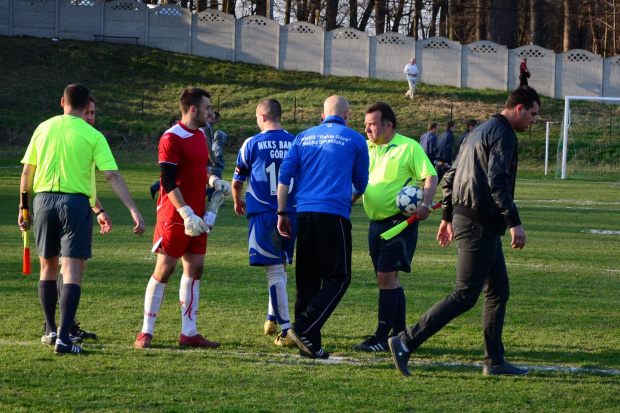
top-left (276, 210), bottom-right (287, 216)
top-left (96, 209), bottom-right (105, 216)
top-left (420, 202), bottom-right (432, 211)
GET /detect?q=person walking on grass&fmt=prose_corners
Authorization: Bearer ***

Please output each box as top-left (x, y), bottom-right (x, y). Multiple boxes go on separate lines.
top-left (19, 83), bottom-right (145, 355)
top-left (353, 101), bottom-right (437, 353)
top-left (134, 87), bottom-right (231, 350)
top-left (389, 86), bottom-right (541, 377)
top-left (404, 58), bottom-right (419, 100)
top-left (277, 95), bottom-right (369, 359)
top-left (232, 98), bottom-right (297, 348)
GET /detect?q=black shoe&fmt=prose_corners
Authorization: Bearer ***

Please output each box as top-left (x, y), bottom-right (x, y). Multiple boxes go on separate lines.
top-left (483, 361), bottom-right (529, 376)
top-left (288, 328), bottom-right (320, 359)
top-left (41, 331), bottom-right (82, 345)
top-left (41, 332), bottom-right (57, 346)
top-left (54, 339), bottom-right (83, 354)
top-left (388, 336), bottom-right (412, 377)
top-left (71, 320), bottom-right (97, 340)
top-left (299, 348), bottom-right (329, 360)
top-left (353, 335), bottom-right (388, 352)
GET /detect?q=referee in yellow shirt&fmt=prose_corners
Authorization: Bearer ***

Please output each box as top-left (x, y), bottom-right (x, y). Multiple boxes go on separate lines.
top-left (18, 83), bottom-right (146, 354)
top-left (354, 101), bottom-right (437, 352)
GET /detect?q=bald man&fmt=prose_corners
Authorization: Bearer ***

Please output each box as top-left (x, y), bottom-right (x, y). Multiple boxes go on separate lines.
top-left (277, 95), bottom-right (369, 359)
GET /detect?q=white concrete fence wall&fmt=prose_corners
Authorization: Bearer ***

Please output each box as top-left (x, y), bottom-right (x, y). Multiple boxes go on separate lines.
top-left (2, 0), bottom-right (619, 99)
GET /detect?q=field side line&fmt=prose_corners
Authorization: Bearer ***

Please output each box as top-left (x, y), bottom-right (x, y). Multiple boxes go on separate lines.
top-left (1, 339), bottom-right (617, 376)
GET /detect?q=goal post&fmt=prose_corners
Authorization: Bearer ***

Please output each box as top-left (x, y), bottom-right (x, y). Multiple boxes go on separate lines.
top-left (557, 96), bottom-right (620, 180)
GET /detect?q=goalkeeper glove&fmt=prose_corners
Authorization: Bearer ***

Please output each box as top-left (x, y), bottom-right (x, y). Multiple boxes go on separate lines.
top-left (209, 176), bottom-right (232, 197)
top-left (203, 211), bottom-right (217, 233)
top-left (177, 205), bottom-right (208, 237)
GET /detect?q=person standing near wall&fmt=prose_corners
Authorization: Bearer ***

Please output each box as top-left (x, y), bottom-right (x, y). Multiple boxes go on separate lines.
top-left (519, 58), bottom-right (530, 87)
top-left (404, 58), bottom-right (419, 101)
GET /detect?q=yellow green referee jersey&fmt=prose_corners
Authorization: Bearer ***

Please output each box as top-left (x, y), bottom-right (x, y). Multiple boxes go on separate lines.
top-left (21, 115), bottom-right (118, 206)
top-left (363, 133), bottom-right (436, 221)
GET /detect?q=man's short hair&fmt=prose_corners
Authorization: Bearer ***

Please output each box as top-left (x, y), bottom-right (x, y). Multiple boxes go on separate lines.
top-left (428, 122), bottom-right (438, 132)
top-left (445, 120), bottom-right (455, 129)
top-left (169, 117), bottom-right (180, 127)
top-left (213, 111), bottom-right (221, 121)
top-left (258, 99), bottom-right (282, 122)
top-left (466, 119), bottom-right (478, 128)
top-left (64, 83), bottom-right (91, 111)
top-left (179, 87), bottom-right (211, 115)
top-left (505, 86), bottom-right (540, 110)
top-left (88, 95), bottom-right (96, 105)
top-left (364, 101), bottom-right (397, 129)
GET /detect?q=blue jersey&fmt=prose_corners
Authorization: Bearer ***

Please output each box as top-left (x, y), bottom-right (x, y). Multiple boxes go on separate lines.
top-left (279, 116), bottom-right (369, 219)
top-left (234, 129), bottom-right (297, 216)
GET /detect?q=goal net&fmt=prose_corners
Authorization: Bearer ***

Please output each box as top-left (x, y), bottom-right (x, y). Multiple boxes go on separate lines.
top-left (556, 96), bottom-right (620, 180)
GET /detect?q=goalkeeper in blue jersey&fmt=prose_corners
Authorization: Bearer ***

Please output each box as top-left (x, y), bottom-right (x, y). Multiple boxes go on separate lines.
top-left (232, 99), bottom-right (297, 347)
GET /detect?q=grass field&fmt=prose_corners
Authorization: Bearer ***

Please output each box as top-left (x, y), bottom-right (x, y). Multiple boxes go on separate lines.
top-left (1, 35), bottom-right (619, 412)
top-left (0, 150), bottom-right (618, 412)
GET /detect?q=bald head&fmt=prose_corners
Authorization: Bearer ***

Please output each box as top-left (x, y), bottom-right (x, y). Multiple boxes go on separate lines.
top-left (323, 95), bottom-right (350, 124)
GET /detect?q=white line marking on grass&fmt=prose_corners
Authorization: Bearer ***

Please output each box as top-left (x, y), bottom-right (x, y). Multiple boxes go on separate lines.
top-left (0, 165), bottom-right (21, 169)
top-left (1, 339), bottom-right (618, 375)
top-left (582, 229), bottom-right (620, 235)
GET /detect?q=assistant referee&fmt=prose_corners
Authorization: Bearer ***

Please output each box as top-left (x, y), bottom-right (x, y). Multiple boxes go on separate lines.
top-left (19, 83), bottom-right (145, 355)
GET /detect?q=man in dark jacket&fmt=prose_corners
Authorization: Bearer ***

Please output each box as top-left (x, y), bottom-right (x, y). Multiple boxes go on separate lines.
top-left (453, 119), bottom-right (477, 162)
top-left (388, 86), bottom-right (540, 377)
top-left (434, 120), bottom-right (455, 182)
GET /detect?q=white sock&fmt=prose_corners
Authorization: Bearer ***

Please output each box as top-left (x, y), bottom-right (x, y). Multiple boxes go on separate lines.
top-left (141, 276), bottom-right (167, 335)
top-left (266, 264), bottom-right (291, 330)
top-left (179, 274), bottom-right (200, 337)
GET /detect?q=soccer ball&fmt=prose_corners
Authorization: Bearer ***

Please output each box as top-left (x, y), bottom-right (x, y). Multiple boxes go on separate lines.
top-left (396, 185), bottom-right (424, 217)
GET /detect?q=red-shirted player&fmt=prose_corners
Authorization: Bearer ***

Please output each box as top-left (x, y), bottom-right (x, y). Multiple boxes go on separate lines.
top-left (135, 87), bottom-right (229, 349)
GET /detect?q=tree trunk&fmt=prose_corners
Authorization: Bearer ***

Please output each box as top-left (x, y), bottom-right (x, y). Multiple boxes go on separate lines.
top-left (222, 0), bottom-right (236, 15)
top-left (255, 0), bottom-right (267, 17)
top-left (439, 0), bottom-right (448, 38)
top-left (391, 0), bottom-right (407, 33)
top-left (413, 0), bottom-right (423, 39)
top-left (375, 0), bottom-right (387, 35)
top-left (325, 0), bottom-right (338, 31)
top-left (488, 0), bottom-right (518, 47)
top-left (563, 0), bottom-right (573, 51)
top-left (296, 0), bottom-right (309, 22)
top-left (349, 0), bottom-right (358, 28)
top-left (429, 0), bottom-right (440, 37)
top-left (476, 0), bottom-right (487, 41)
top-left (284, 0), bottom-right (292, 24)
top-left (359, 0), bottom-right (375, 32)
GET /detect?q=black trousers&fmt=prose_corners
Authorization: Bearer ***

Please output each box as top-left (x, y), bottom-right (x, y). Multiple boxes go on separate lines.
top-left (400, 214), bottom-right (510, 366)
top-left (293, 212), bottom-right (352, 348)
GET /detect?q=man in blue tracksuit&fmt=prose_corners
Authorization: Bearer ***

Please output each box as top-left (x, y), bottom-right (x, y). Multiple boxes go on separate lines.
top-left (277, 95), bottom-right (369, 359)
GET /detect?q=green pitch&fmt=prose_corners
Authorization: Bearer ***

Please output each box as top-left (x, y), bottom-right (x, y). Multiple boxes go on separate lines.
top-left (0, 153), bottom-right (618, 412)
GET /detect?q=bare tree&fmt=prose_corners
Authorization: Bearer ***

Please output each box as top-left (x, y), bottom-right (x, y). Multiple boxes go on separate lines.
top-left (358, 0), bottom-right (375, 32)
top-left (391, 0), bottom-right (407, 33)
top-left (374, 0), bottom-right (387, 34)
top-left (326, 0), bottom-right (339, 30)
top-left (488, 0), bottom-right (518, 47)
top-left (349, 0), bottom-right (358, 28)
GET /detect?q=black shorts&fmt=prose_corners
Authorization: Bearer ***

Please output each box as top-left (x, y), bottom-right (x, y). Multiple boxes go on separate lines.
top-left (33, 193), bottom-right (93, 259)
top-left (368, 214), bottom-right (419, 273)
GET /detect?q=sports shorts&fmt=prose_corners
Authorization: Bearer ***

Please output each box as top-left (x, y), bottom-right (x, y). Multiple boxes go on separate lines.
top-left (33, 193), bottom-right (93, 259)
top-left (152, 221), bottom-right (207, 258)
top-left (248, 211), bottom-right (296, 266)
top-left (368, 213), bottom-right (419, 273)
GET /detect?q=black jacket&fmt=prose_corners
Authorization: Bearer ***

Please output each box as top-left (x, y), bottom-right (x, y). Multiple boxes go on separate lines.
top-left (441, 114), bottom-right (521, 235)
top-left (436, 130), bottom-right (454, 163)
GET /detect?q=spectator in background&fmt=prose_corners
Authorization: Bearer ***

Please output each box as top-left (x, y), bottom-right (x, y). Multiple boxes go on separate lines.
top-left (454, 119), bottom-right (478, 162)
top-left (207, 112), bottom-right (226, 202)
top-left (435, 120), bottom-right (456, 183)
top-left (519, 58), bottom-right (530, 87)
top-left (404, 58), bottom-right (419, 101)
top-left (419, 122), bottom-right (438, 166)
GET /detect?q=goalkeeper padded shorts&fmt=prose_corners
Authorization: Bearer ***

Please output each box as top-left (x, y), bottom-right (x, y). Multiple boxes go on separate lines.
top-left (152, 221), bottom-right (207, 258)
